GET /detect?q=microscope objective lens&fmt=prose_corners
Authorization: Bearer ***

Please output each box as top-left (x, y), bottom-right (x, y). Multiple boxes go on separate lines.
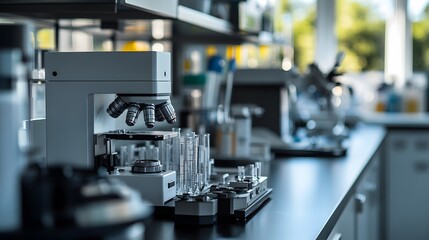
top-left (143, 104), bottom-right (156, 128)
top-left (159, 100), bottom-right (177, 124)
top-left (107, 97), bottom-right (128, 118)
top-left (125, 103), bottom-right (141, 126)
top-left (155, 106), bottom-right (165, 122)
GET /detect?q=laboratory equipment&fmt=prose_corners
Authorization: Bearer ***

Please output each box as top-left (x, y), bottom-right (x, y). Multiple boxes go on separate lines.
top-left (214, 104), bottom-right (271, 164)
top-left (199, 133), bottom-right (211, 187)
top-left (175, 193), bottom-right (218, 225)
top-left (230, 105), bottom-right (252, 156)
top-left (30, 49), bottom-right (47, 119)
top-left (295, 52), bottom-right (351, 136)
top-left (232, 68), bottom-right (297, 143)
top-left (182, 132), bottom-right (200, 195)
top-left (174, 161), bottom-right (272, 225)
top-left (290, 52), bottom-right (351, 155)
top-left (22, 164), bottom-right (152, 230)
top-left (176, 130), bottom-right (211, 196)
top-left (223, 58), bottom-right (236, 122)
top-left (180, 54), bottom-right (225, 135)
top-left (18, 164), bottom-right (152, 239)
top-left (0, 23), bottom-right (32, 233)
top-left (45, 51), bottom-right (176, 168)
top-left (232, 57), bottom-right (350, 157)
top-left (98, 130), bottom-right (178, 206)
top-left (0, 24), bottom-right (153, 240)
top-left (209, 162), bottom-right (272, 220)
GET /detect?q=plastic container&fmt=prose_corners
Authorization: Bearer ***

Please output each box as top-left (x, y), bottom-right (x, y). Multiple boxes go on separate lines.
top-left (403, 81), bottom-right (423, 113)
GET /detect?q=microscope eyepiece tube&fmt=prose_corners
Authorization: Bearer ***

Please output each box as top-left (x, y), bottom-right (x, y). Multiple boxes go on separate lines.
top-left (159, 100), bottom-right (177, 124)
top-left (107, 97), bottom-right (129, 118)
top-left (143, 104), bottom-right (156, 128)
top-left (125, 102), bottom-right (141, 126)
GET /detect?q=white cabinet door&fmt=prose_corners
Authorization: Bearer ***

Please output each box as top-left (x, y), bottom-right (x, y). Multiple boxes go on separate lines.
top-left (328, 197), bottom-right (355, 240)
top-left (356, 153), bottom-right (380, 240)
top-left (387, 130), bottom-right (429, 240)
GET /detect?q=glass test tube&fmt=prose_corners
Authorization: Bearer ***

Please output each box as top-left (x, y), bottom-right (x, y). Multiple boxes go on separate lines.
top-left (184, 133), bottom-right (192, 194)
top-left (204, 134), bottom-right (210, 186)
top-left (208, 158), bottom-right (214, 181)
top-left (145, 145), bottom-right (160, 160)
top-left (196, 173), bottom-right (203, 195)
top-left (249, 164), bottom-right (256, 180)
top-left (138, 147), bottom-right (146, 160)
top-left (153, 146), bottom-right (159, 160)
top-left (198, 133), bottom-right (210, 188)
top-left (192, 134), bottom-right (200, 195)
top-left (179, 134), bottom-right (185, 195)
top-left (126, 144), bottom-right (136, 166)
top-left (145, 145), bottom-right (153, 159)
top-left (164, 139), bottom-right (172, 171)
top-left (238, 166), bottom-right (245, 181)
top-left (184, 132), bottom-right (199, 196)
top-left (158, 140), bottom-right (166, 170)
top-left (120, 145), bottom-right (127, 166)
top-left (172, 128), bottom-right (182, 194)
top-left (255, 162), bottom-right (262, 179)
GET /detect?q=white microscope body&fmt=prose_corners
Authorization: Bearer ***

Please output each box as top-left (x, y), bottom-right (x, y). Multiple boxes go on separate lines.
top-left (45, 51), bottom-right (177, 205)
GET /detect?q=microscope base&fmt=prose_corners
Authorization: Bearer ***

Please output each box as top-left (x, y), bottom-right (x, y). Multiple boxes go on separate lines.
top-left (109, 170), bottom-right (176, 206)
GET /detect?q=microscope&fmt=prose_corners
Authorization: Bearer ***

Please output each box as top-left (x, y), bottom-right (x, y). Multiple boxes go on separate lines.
top-left (45, 51), bottom-right (178, 206)
top-left (290, 52), bottom-right (350, 156)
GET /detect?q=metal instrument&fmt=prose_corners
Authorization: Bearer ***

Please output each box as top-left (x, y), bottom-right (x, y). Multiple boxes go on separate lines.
top-left (174, 162), bottom-right (272, 225)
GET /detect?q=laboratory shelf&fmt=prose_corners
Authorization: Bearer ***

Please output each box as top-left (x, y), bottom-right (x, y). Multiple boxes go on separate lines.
top-left (121, 0), bottom-right (177, 18)
top-left (176, 5), bottom-right (234, 36)
top-left (173, 5), bottom-right (284, 44)
top-left (0, 1), bottom-right (282, 45)
top-left (0, 0), bottom-right (168, 20)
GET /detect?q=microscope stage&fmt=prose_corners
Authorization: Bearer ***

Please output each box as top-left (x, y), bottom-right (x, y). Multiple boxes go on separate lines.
top-left (103, 130), bottom-right (178, 141)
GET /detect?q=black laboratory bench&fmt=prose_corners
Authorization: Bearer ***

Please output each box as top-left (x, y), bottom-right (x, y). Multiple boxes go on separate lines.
top-left (144, 124), bottom-right (386, 240)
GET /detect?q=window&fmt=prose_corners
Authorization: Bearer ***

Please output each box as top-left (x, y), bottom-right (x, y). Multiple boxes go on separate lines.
top-left (410, 0), bottom-right (429, 71)
top-left (336, 0), bottom-right (386, 72)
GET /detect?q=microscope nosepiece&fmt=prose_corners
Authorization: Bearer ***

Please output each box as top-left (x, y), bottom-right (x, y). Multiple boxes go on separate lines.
top-left (159, 100), bottom-right (176, 124)
top-left (125, 103), bottom-right (141, 126)
top-left (143, 104), bottom-right (156, 128)
top-left (107, 97), bottom-right (128, 118)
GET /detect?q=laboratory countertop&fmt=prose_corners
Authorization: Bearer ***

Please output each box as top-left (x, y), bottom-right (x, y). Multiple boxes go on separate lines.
top-left (359, 111), bottom-right (429, 128)
top-left (144, 124), bottom-right (387, 240)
